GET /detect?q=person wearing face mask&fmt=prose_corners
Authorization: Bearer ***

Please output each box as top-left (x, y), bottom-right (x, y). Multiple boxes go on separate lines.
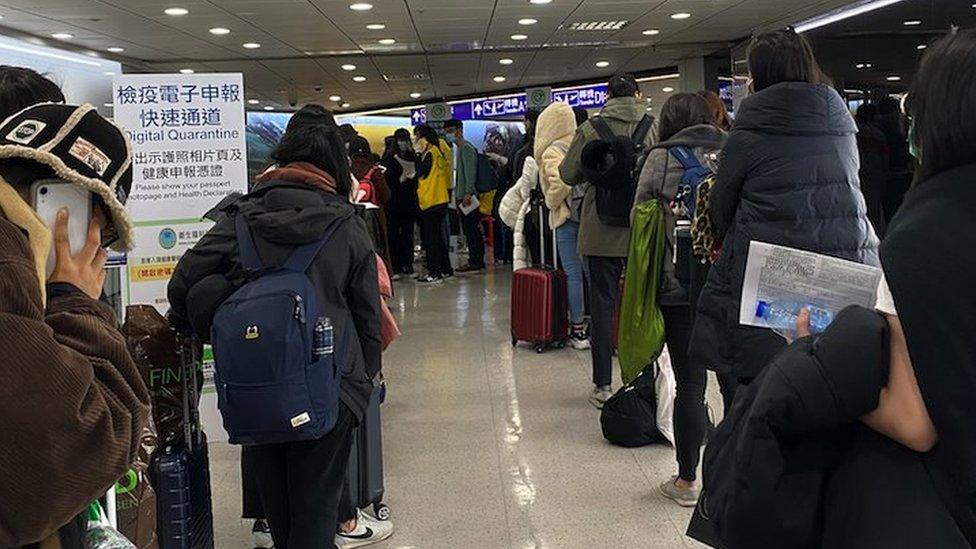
top-left (412, 124), bottom-right (453, 283)
top-left (0, 95), bottom-right (151, 547)
top-left (381, 129), bottom-right (420, 279)
top-left (444, 118), bottom-right (485, 274)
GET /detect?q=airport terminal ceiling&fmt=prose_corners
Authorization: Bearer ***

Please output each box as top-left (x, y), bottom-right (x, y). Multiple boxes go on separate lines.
top-left (0, 0), bottom-right (861, 112)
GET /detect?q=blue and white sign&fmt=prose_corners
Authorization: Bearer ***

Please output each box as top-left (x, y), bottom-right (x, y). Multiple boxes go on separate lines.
top-left (410, 83), bottom-right (610, 125)
top-left (553, 84), bottom-right (608, 109)
top-left (473, 96), bottom-right (527, 118)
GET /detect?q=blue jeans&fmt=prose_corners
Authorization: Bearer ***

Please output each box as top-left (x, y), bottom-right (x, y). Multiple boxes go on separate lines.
top-left (556, 220), bottom-right (586, 324)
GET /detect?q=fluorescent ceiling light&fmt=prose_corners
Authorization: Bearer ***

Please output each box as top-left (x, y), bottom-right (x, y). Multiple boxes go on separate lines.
top-left (917, 43), bottom-right (927, 50)
top-left (341, 102), bottom-right (351, 108)
top-left (499, 58), bottom-right (514, 65)
top-left (530, 0), bottom-right (552, 4)
top-left (903, 19), bottom-right (922, 26)
top-left (0, 41), bottom-right (103, 67)
top-left (596, 60), bottom-right (610, 68)
top-left (511, 33), bottom-right (528, 40)
top-left (886, 75), bottom-right (902, 81)
top-left (350, 3), bottom-right (373, 11)
top-left (662, 86), bottom-right (675, 93)
top-left (51, 33), bottom-right (74, 40)
top-left (794, 0), bottom-right (906, 33)
top-left (209, 27), bottom-right (231, 35)
top-left (180, 68), bottom-right (194, 74)
top-left (636, 73), bottom-right (680, 82)
top-left (329, 95), bottom-right (342, 101)
top-left (164, 7), bottom-right (189, 16)
top-left (103, 71), bottom-right (115, 76)
top-left (341, 64), bottom-right (357, 71)
top-left (353, 75), bottom-right (367, 82)
top-left (671, 12), bottom-right (692, 20)
top-left (493, 75), bottom-right (507, 82)
top-left (247, 99), bottom-right (260, 105)
top-left (107, 46), bottom-right (125, 53)
top-left (103, 103), bottom-right (113, 108)
top-left (519, 18), bottom-right (538, 25)
top-left (410, 92), bottom-right (422, 98)
top-left (242, 42), bottom-right (261, 49)
top-left (378, 38), bottom-right (396, 45)
top-left (642, 29), bottom-right (660, 36)
top-left (264, 105), bottom-right (274, 110)
top-left (366, 23), bottom-right (386, 30)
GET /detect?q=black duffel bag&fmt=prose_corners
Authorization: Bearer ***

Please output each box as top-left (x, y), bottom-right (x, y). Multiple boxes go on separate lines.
top-left (600, 364), bottom-right (665, 447)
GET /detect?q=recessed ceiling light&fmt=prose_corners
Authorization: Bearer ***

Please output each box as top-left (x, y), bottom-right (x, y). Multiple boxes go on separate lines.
top-left (856, 63), bottom-right (865, 69)
top-left (341, 64), bottom-right (357, 71)
top-left (329, 95), bottom-right (342, 101)
top-left (886, 75), bottom-right (902, 81)
top-left (366, 23), bottom-right (386, 30)
top-left (662, 86), bottom-right (675, 93)
top-left (353, 75), bottom-right (367, 82)
top-left (103, 103), bottom-right (113, 108)
top-left (866, 63), bottom-right (873, 68)
top-left (103, 71), bottom-right (115, 76)
top-left (519, 18), bottom-right (538, 25)
top-left (107, 46), bottom-right (125, 53)
top-left (499, 58), bottom-right (514, 65)
top-left (264, 105), bottom-right (274, 111)
top-left (350, 3), bottom-right (373, 11)
top-left (209, 27), bottom-right (231, 35)
top-left (247, 99), bottom-right (260, 105)
top-left (530, 0), bottom-right (552, 4)
top-left (511, 33), bottom-right (528, 40)
top-left (378, 38), bottom-right (396, 45)
top-left (410, 92), bottom-right (422, 98)
top-left (180, 68), bottom-right (195, 74)
top-left (242, 42), bottom-right (261, 49)
top-left (341, 102), bottom-right (351, 108)
top-left (903, 19), bottom-right (922, 26)
top-left (917, 43), bottom-right (927, 50)
top-left (51, 33), bottom-right (74, 40)
top-left (596, 60), bottom-right (610, 68)
top-left (164, 7), bottom-right (189, 16)
top-left (493, 75), bottom-right (507, 83)
top-left (671, 12), bottom-right (692, 20)
top-left (642, 29), bottom-right (660, 36)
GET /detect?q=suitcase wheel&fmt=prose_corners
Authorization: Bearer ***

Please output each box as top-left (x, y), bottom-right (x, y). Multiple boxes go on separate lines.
top-left (535, 344), bottom-right (545, 354)
top-left (556, 340), bottom-right (566, 349)
top-left (511, 336), bottom-right (518, 347)
top-left (374, 503), bottom-right (391, 521)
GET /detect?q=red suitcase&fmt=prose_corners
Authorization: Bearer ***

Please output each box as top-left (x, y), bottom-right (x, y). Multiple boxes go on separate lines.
top-left (511, 197), bottom-right (569, 353)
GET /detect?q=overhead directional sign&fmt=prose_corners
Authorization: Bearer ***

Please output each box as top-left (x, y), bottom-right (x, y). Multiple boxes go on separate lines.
top-left (410, 83), bottom-right (610, 125)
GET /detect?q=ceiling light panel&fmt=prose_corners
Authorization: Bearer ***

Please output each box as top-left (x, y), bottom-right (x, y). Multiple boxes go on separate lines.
top-left (569, 21), bottom-right (628, 31)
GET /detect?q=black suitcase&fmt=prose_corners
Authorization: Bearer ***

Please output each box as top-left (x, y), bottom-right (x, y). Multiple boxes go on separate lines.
top-left (346, 384), bottom-right (389, 520)
top-left (150, 336), bottom-right (215, 549)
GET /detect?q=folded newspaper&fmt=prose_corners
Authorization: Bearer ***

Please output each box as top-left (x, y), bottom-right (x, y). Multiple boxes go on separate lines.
top-left (739, 241), bottom-right (882, 329)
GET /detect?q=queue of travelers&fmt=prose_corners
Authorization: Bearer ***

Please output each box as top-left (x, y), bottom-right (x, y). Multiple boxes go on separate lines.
top-left (1, 21), bottom-right (976, 549)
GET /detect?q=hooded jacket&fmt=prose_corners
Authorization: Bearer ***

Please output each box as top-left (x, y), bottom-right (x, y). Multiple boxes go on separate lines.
top-left (633, 124), bottom-right (727, 305)
top-left (534, 102), bottom-right (577, 229)
top-left (693, 82), bottom-right (879, 379)
top-left (696, 306), bottom-right (968, 549)
top-left (498, 156), bottom-right (538, 271)
top-left (0, 175), bottom-right (150, 547)
top-left (168, 166), bottom-right (382, 421)
top-left (417, 140), bottom-right (452, 211)
top-left (560, 97), bottom-right (657, 257)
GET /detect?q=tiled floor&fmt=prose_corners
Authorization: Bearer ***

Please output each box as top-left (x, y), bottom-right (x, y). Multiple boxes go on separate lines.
top-left (211, 268), bottom-right (716, 548)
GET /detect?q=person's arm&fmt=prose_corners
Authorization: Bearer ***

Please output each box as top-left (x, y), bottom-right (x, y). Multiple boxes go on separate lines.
top-left (710, 131), bottom-right (751, 236)
top-left (416, 150), bottom-right (433, 180)
top-left (632, 149), bottom-right (668, 221)
top-left (862, 314), bottom-right (938, 452)
top-left (370, 167), bottom-right (392, 206)
top-left (0, 222), bottom-right (150, 546)
top-left (346, 229), bottom-right (382, 380)
top-left (559, 126), bottom-right (588, 186)
top-left (540, 147), bottom-right (571, 211)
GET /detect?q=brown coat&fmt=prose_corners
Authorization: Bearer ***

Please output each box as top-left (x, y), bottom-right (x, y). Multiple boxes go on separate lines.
top-left (0, 210), bottom-right (150, 546)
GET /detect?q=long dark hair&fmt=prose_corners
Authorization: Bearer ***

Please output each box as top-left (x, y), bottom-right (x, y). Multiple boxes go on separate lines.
top-left (413, 124), bottom-right (440, 148)
top-left (658, 92), bottom-right (713, 142)
top-left (698, 90), bottom-right (731, 131)
top-left (0, 66), bottom-right (65, 120)
top-left (905, 28), bottom-right (976, 183)
top-left (271, 123), bottom-right (352, 197)
top-left (747, 29), bottom-right (830, 92)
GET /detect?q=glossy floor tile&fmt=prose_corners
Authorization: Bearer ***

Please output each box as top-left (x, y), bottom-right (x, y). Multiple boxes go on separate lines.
top-left (212, 268), bottom-right (721, 548)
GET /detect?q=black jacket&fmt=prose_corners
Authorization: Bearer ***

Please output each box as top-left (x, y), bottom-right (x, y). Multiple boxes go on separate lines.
top-left (696, 306), bottom-right (968, 548)
top-left (692, 82), bottom-right (880, 379)
top-left (168, 181), bottom-right (382, 420)
top-left (381, 149), bottom-right (420, 217)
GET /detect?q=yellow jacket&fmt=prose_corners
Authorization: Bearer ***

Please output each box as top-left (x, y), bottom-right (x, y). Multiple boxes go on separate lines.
top-left (418, 140), bottom-right (452, 211)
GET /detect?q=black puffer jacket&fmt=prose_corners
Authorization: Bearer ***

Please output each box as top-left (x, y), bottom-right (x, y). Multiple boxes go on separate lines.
top-left (168, 181), bottom-right (381, 420)
top-left (691, 82), bottom-right (879, 379)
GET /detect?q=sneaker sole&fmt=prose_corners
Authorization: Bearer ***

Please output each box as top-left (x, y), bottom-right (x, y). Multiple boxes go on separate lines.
top-left (658, 484), bottom-right (699, 508)
top-left (569, 340), bottom-right (591, 350)
top-left (588, 397), bottom-right (605, 410)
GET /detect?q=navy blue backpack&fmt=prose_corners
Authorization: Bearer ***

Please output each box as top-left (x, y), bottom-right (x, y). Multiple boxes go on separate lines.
top-left (669, 146), bottom-right (713, 219)
top-left (211, 215), bottom-right (344, 445)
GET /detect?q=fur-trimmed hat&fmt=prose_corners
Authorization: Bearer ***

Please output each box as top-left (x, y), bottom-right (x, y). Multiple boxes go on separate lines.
top-left (0, 103), bottom-right (134, 251)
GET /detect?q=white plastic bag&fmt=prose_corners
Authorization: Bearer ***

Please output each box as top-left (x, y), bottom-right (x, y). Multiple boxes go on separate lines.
top-left (655, 345), bottom-right (677, 446)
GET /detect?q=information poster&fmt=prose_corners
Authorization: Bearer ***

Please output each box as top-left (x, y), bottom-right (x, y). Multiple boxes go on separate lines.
top-left (113, 73), bottom-right (248, 313)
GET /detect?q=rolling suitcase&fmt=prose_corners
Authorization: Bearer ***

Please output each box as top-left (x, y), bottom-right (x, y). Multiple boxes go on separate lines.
top-left (511, 195), bottom-right (569, 353)
top-left (346, 384), bottom-right (390, 521)
top-left (150, 337), bottom-right (215, 549)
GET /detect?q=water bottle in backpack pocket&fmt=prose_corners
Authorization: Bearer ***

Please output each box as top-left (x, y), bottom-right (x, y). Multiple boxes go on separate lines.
top-left (211, 215), bottom-right (345, 445)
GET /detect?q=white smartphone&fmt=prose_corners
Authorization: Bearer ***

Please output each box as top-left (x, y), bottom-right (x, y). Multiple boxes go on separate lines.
top-left (31, 180), bottom-right (93, 277)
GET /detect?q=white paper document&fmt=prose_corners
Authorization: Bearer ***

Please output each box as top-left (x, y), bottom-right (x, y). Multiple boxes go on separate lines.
top-left (459, 197), bottom-right (481, 215)
top-left (739, 241), bottom-right (882, 328)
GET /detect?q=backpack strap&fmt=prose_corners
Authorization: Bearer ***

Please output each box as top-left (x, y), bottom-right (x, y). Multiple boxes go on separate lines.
top-left (235, 214), bottom-right (346, 274)
top-left (631, 114), bottom-right (654, 145)
top-left (236, 214), bottom-right (264, 272)
top-left (590, 116), bottom-right (617, 142)
top-left (669, 146), bottom-right (703, 171)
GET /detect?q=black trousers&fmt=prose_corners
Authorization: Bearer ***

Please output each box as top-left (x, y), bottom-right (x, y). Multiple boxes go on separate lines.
top-left (387, 211), bottom-right (416, 275)
top-left (460, 208), bottom-right (486, 268)
top-left (494, 219), bottom-right (513, 262)
top-left (242, 405), bottom-right (355, 549)
top-left (241, 450), bottom-right (263, 519)
top-left (587, 256), bottom-right (624, 387)
top-left (420, 206), bottom-right (451, 277)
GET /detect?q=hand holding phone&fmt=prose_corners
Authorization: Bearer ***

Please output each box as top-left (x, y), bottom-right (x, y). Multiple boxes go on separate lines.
top-left (49, 209), bottom-right (108, 300)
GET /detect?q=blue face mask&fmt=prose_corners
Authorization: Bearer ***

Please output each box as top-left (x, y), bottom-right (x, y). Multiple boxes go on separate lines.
top-left (445, 134), bottom-right (457, 145)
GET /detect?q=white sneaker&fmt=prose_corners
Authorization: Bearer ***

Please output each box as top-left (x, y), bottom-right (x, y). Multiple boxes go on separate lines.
top-left (569, 335), bottom-right (591, 350)
top-left (588, 386), bottom-right (613, 409)
top-left (335, 510), bottom-right (394, 548)
top-left (251, 519), bottom-right (274, 549)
